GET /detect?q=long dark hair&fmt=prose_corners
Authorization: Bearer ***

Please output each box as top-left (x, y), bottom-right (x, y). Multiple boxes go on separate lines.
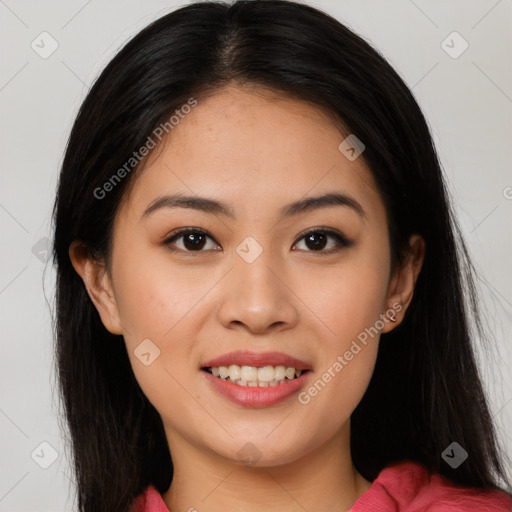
top-left (51, 1), bottom-right (512, 510)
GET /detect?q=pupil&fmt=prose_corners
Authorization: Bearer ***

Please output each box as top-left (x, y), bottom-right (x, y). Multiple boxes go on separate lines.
top-left (306, 232), bottom-right (327, 250)
top-left (184, 233), bottom-right (205, 250)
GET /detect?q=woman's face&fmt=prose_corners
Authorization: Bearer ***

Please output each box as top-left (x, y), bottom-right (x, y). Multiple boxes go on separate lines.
top-left (80, 85), bottom-right (413, 468)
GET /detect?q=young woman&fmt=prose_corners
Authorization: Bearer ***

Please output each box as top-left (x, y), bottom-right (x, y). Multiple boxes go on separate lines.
top-left (52, 1), bottom-right (512, 511)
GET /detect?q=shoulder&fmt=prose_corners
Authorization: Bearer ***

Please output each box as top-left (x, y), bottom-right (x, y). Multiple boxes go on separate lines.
top-left (351, 460), bottom-right (512, 512)
top-left (131, 484), bottom-right (170, 512)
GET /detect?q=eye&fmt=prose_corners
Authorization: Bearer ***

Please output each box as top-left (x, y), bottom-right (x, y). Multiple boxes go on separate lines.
top-left (292, 228), bottom-right (353, 254)
top-left (163, 227), bottom-right (353, 254)
top-left (163, 228), bottom-right (220, 252)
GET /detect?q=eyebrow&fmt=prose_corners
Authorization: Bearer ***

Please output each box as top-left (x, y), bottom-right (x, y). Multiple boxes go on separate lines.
top-left (141, 192), bottom-right (366, 220)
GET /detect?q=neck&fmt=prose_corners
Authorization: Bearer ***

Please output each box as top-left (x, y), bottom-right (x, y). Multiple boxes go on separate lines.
top-left (162, 426), bottom-right (372, 512)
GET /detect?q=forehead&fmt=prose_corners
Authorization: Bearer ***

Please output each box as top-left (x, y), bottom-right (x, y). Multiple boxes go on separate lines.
top-left (118, 85), bottom-right (386, 223)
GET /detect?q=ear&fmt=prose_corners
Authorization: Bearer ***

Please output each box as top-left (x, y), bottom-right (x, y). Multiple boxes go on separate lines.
top-left (68, 240), bottom-right (123, 335)
top-left (381, 234), bottom-right (425, 333)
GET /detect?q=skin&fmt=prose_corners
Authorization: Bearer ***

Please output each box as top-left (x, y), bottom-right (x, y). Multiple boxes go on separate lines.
top-left (70, 84), bottom-right (425, 512)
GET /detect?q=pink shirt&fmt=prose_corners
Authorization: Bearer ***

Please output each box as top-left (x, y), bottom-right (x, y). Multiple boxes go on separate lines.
top-left (132, 460), bottom-right (512, 511)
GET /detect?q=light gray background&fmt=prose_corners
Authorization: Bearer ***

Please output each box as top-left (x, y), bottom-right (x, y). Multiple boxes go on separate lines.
top-left (1, 0), bottom-right (511, 510)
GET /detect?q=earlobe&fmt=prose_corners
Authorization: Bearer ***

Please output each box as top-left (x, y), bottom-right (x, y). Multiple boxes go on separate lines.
top-left (68, 241), bottom-right (124, 335)
top-left (381, 234), bottom-right (425, 333)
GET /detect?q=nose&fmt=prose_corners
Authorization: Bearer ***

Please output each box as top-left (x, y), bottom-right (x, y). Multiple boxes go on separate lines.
top-left (216, 244), bottom-right (299, 335)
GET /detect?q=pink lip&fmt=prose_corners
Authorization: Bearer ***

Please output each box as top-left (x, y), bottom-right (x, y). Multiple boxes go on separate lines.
top-left (201, 350), bottom-right (312, 370)
top-left (202, 370), bottom-right (311, 408)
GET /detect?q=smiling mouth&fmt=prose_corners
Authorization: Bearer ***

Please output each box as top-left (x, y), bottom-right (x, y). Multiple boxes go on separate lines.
top-left (202, 365), bottom-right (309, 387)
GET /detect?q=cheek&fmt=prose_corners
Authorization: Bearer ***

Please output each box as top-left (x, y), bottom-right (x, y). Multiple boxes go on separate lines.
top-left (300, 252), bottom-right (390, 344)
top-left (294, 246), bottom-right (388, 415)
top-left (298, 302), bottom-right (380, 434)
top-left (112, 248), bottom-right (207, 340)
top-left (110, 247), bottom-right (218, 402)
top-left (113, 258), bottom-right (201, 420)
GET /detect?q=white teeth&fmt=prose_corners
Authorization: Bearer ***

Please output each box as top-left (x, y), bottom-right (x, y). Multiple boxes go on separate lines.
top-left (257, 366), bottom-right (275, 382)
top-left (285, 367), bottom-right (295, 379)
top-left (274, 365), bottom-right (286, 381)
top-left (241, 365), bottom-right (258, 381)
top-left (207, 364), bottom-right (306, 387)
top-left (229, 365), bottom-right (241, 381)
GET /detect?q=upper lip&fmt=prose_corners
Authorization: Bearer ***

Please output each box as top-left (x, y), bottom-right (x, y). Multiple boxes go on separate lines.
top-left (201, 350), bottom-right (312, 370)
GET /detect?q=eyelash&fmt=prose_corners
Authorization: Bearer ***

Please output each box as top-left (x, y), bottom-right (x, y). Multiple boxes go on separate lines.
top-left (162, 227), bottom-right (353, 255)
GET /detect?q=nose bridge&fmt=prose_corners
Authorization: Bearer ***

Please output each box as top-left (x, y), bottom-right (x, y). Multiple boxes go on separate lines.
top-left (216, 234), bottom-right (298, 332)
top-left (234, 234), bottom-right (283, 303)
top-left (238, 247), bottom-right (277, 293)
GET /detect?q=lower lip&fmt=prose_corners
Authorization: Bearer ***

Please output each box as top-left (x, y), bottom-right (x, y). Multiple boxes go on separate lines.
top-left (202, 370), bottom-right (310, 408)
